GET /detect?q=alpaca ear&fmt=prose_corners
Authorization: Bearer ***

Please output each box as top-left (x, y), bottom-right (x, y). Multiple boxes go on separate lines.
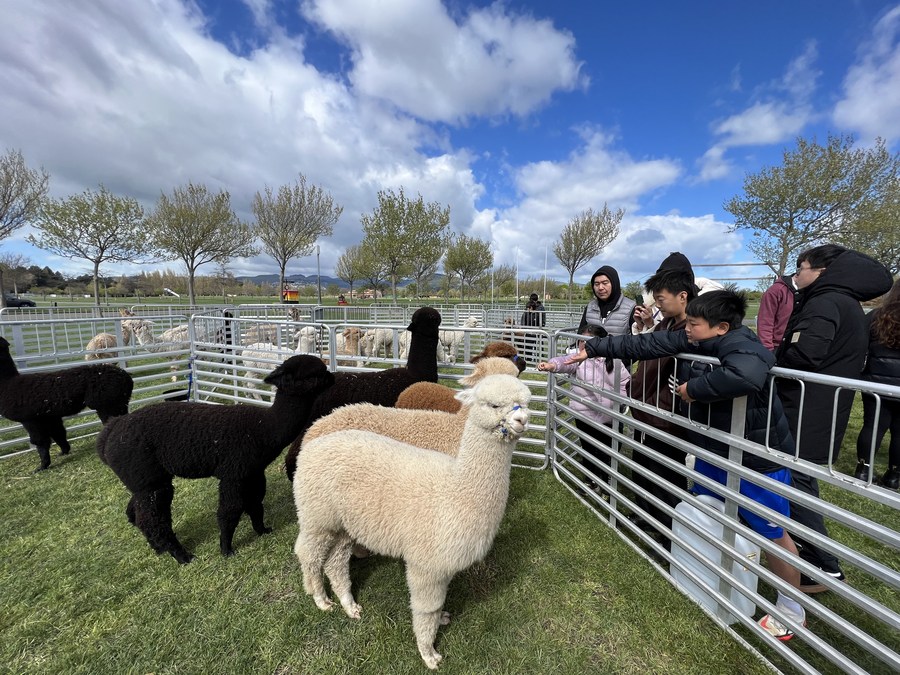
top-left (455, 387), bottom-right (477, 406)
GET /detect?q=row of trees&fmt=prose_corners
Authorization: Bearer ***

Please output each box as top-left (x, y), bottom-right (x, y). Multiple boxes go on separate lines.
top-left (2, 133), bottom-right (895, 309)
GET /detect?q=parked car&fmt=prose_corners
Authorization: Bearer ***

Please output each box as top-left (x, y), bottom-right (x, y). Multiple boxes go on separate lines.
top-left (3, 294), bottom-right (36, 308)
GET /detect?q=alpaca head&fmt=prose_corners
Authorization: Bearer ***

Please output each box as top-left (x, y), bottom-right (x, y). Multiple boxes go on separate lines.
top-left (459, 357), bottom-right (521, 386)
top-left (455, 374), bottom-right (530, 441)
top-left (471, 341), bottom-right (527, 374)
top-left (407, 307), bottom-right (441, 337)
top-left (264, 354), bottom-right (334, 397)
top-left (463, 316), bottom-right (481, 328)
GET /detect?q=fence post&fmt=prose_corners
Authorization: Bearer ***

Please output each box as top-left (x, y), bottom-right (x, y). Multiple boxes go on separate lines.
top-left (717, 394), bottom-right (747, 622)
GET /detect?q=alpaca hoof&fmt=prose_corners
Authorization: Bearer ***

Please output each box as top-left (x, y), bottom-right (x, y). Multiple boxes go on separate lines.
top-left (420, 647), bottom-right (443, 670)
top-left (313, 595), bottom-right (334, 611)
top-left (440, 611), bottom-right (451, 626)
top-left (341, 601), bottom-right (362, 620)
top-left (59, 448), bottom-right (70, 456)
top-left (222, 548), bottom-right (236, 557)
top-left (257, 526), bottom-right (273, 535)
top-left (34, 461), bottom-right (50, 473)
top-left (173, 550), bottom-right (194, 564)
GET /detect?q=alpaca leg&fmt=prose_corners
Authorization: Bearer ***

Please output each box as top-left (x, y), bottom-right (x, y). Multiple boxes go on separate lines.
top-left (294, 529), bottom-right (338, 611)
top-left (216, 479), bottom-right (244, 556)
top-left (323, 532), bottom-right (360, 619)
top-left (126, 494), bottom-right (137, 525)
top-left (133, 485), bottom-right (193, 564)
top-left (406, 565), bottom-right (451, 670)
top-left (44, 417), bottom-right (71, 456)
top-left (22, 421), bottom-right (52, 472)
top-left (241, 472), bottom-right (271, 536)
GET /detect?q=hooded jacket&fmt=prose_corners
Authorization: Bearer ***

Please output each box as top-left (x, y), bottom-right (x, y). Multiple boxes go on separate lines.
top-left (757, 276), bottom-right (797, 351)
top-left (579, 266), bottom-right (636, 336)
top-left (585, 326), bottom-right (793, 473)
top-left (545, 354), bottom-right (631, 426)
top-left (775, 249), bottom-right (893, 463)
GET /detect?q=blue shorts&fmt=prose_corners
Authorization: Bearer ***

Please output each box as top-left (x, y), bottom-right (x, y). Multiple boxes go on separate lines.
top-left (692, 459), bottom-right (791, 539)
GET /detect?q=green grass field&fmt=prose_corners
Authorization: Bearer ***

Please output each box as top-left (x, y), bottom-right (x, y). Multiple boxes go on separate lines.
top-left (0, 440), bottom-right (777, 675)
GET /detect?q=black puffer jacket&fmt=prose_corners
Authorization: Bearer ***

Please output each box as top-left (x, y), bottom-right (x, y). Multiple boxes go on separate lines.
top-left (585, 326), bottom-right (792, 473)
top-left (775, 250), bottom-right (893, 463)
top-left (862, 311), bottom-right (900, 387)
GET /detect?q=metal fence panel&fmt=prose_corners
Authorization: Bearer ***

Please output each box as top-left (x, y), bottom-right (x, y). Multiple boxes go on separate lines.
top-left (544, 328), bottom-right (900, 674)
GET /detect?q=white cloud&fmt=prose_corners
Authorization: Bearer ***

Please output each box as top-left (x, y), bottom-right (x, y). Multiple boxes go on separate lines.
top-left (486, 130), bottom-right (682, 277)
top-left (696, 42), bottom-right (819, 182)
top-left (833, 5), bottom-right (900, 143)
top-left (301, 0), bottom-right (587, 122)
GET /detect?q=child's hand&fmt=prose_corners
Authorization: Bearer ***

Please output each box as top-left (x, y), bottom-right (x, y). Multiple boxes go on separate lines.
top-left (537, 361), bottom-right (554, 372)
top-left (563, 346), bottom-right (589, 365)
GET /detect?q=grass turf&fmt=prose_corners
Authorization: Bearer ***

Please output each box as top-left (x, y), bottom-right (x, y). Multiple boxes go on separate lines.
top-left (0, 438), bottom-right (772, 675)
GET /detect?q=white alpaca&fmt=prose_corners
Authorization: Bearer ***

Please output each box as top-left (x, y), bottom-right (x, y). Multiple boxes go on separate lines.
top-left (359, 327), bottom-right (398, 361)
top-left (437, 316), bottom-right (481, 363)
top-left (293, 374), bottom-right (531, 670)
top-left (84, 311), bottom-right (136, 360)
top-left (125, 318), bottom-right (219, 381)
top-left (293, 326), bottom-right (319, 354)
top-left (240, 329), bottom-right (324, 400)
top-left (399, 316), bottom-right (480, 363)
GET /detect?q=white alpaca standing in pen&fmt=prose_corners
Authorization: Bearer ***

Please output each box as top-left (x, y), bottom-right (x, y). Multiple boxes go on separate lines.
top-left (292, 374), bottom-right (530, 670)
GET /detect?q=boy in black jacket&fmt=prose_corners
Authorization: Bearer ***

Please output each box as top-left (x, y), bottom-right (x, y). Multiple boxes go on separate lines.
top-left (566, 290), bottom-right (807, 641)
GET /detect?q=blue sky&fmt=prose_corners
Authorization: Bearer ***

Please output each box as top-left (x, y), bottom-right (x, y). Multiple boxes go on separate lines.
top-left (1, 0), bottom-right (898, 288)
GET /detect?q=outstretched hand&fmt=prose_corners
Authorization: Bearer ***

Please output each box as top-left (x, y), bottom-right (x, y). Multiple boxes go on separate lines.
top-left (563, 346), bottom-right (589, 365)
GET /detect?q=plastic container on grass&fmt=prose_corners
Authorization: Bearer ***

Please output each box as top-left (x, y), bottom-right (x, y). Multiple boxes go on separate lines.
top-left (671, 494), bottom-right (760, 624)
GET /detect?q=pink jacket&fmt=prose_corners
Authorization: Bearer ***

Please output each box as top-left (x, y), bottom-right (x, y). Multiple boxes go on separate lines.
top-left (757, 276), bottom-right (797, 351)
top-left (546, 354), bottom-right (631, 425)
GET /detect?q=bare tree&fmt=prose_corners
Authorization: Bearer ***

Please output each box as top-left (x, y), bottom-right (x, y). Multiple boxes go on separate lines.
top-left (0, 252), bottom-right (31, 295)
top-left (357, 242), bottom-right (389, 299)
top-left (30, 185), bottom-right (163, 305)
top-left (253, 174), bottom-right (342, 303)
top-left (149, 182), bottom-right (258, 306)
top-left (553, 204), bottom-right (623, 306)
top-left (0, 149), bottom-right (49, 307)
top-left (444, 234), bottom-right (493, 302)
top-left (334, 244), bottom-right (364, 301)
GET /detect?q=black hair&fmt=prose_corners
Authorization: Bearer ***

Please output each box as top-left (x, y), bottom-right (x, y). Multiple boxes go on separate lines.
top-left (685, 290), bottom-right (746, 331)
top-left (644, 269), bottom-right (697, 301)
top-left (578, 324), bottom-right (614, 372)
top-left (797, 244), bottom-right (847, 270)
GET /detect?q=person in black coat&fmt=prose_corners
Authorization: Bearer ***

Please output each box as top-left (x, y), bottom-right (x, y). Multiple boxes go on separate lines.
top-left (775, 244), bottom-right (893, 591)
top-left (521, 293), bottom-right (546, 327)
top-left (855, 278), bottom-right (900, 489)
top-left (567, 290), bottom-right (808, 639)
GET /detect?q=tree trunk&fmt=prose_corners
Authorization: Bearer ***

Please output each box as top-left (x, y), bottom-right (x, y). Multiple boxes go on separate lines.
top-left (93, 261), bottom-right (101, 307)
top-left (279, 264), bottom-right (286, 304)
top-left (0, 269), bottom-right (6, 309)
top-left (568, 270), bottom-right (575, 307)
top-left (188, 271), bottom-right (196, 307)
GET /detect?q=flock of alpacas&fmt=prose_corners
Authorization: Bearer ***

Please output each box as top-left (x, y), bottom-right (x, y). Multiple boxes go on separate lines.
top-left (3, 307), bottom-right (533, 669)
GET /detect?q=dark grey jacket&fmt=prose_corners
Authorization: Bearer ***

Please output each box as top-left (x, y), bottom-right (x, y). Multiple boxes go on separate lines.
top-left (862, 311), bottom-right (900, 387)
top-left (585, 326), bottom-right (792, 473)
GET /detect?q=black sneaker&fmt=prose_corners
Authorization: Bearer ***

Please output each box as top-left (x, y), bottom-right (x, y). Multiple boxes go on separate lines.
top-left (854, 460), bottom-right (870, 481)
top-left (881, 466), bottom-right (900, 490)
top-left (799, 568), bottom-right (846, 593)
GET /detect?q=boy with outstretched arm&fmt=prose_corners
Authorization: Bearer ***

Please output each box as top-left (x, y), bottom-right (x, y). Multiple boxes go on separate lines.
top-left (565, 290), bottom-right (807, 641)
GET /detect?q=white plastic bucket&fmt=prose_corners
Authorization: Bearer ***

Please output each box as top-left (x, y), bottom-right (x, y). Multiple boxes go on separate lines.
top-left (671, 494), bottom-right (760, 624)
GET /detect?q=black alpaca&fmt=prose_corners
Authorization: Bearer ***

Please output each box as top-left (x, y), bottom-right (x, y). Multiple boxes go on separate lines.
top-left (97, 355), bottom-right (333, 564)
top-left (0, 336), bottom-right (134, 471)
top-left (283, 306), bottom-right (442, 481)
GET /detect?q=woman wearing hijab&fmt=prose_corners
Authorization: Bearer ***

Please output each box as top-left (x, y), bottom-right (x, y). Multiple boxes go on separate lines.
top-left (578, 265), bottom-right (636, 337)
